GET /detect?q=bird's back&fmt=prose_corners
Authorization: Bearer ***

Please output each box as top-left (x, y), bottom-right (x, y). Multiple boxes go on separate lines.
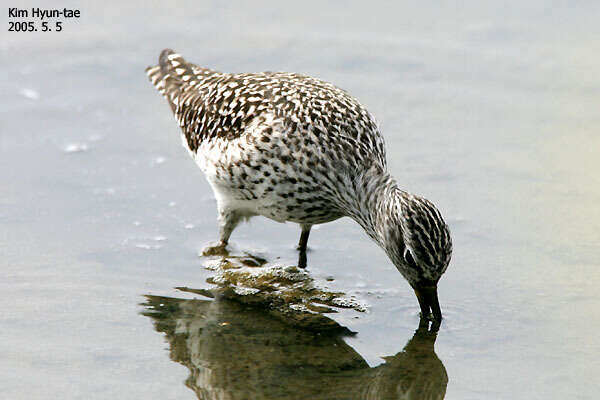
top-left (147, 49), bottom-right (391, 224)
top-left (146, 49), bottom-right (387, 170)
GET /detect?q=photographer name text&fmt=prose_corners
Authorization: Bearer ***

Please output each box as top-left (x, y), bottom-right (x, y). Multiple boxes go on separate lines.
top-left (8, 7), bottom-right (81, 32)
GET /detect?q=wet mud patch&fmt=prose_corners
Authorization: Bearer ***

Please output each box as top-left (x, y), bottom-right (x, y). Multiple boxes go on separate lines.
top-left (179, 252), bottom-right (368, 332)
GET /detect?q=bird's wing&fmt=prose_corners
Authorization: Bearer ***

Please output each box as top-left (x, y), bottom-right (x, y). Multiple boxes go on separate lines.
top-left (147, 49), bottom-right (387, 170)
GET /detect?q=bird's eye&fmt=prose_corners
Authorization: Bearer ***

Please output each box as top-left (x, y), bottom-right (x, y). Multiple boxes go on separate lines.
top-left (404, 249), bottom-right (418, 268)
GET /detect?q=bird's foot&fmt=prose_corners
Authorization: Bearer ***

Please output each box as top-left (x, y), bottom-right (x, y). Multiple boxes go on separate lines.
top-left (201, 241), bottom-right (230, 257)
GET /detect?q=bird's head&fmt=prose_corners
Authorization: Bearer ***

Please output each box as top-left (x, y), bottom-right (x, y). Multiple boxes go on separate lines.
top-left (381, 191), bottom-right (452, 321)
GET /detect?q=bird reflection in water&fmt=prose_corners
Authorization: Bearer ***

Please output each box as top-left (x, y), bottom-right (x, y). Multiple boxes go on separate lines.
top-left (141, 252), bottom-right (447, 399)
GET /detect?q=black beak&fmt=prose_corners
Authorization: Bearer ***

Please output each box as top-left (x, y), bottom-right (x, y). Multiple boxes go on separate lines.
top-left (413, 284), bottom-right (442, 322)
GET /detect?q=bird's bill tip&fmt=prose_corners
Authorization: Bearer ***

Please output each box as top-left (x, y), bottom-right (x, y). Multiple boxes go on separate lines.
top-left (413, 284), bottom-right (442, 322)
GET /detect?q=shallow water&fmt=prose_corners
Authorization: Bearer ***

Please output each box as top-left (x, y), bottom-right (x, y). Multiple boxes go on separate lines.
top-left (2, 1), bottom-right (600, 399)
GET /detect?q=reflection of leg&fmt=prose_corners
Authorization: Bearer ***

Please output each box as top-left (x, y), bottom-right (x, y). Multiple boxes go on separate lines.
top-left (297, 224), bottom-right (311, 268)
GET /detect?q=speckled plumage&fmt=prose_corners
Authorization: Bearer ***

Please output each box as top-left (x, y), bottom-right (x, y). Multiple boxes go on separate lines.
top-left (147, 49), bottom-right (452, 320)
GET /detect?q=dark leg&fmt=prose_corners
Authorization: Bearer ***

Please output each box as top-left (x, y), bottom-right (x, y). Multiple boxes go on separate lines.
top-left (297, 224), bottom-right (311, 268)
top-left (298, 251), bottom-right (307, 269)
top-left (297, 224), bottom-right (311, 252)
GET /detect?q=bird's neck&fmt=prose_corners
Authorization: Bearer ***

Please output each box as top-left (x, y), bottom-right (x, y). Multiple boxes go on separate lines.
top-left (339, 166), bottom-right (399, 250)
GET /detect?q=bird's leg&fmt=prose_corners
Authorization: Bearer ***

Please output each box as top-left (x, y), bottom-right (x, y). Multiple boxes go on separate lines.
top-left (218, 209), bottom-right (241, 246)
top-left (297, 224), bottom-right (311, 252)
top-left (297, 224), bottom-right (312, 268)
top-left (202, 209), bottom-right (241, 257)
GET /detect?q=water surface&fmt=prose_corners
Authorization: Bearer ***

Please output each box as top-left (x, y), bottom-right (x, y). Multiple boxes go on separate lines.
top-left (2, 1), bottom-right (599, 399)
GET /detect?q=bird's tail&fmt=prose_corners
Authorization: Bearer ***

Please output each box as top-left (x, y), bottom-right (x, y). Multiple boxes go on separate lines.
top-left (145, 49), bottom-right (196, 113)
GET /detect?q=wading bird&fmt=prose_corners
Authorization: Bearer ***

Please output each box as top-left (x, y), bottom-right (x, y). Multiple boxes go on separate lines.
top-left (146, 49), bottom-right (452, 321)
